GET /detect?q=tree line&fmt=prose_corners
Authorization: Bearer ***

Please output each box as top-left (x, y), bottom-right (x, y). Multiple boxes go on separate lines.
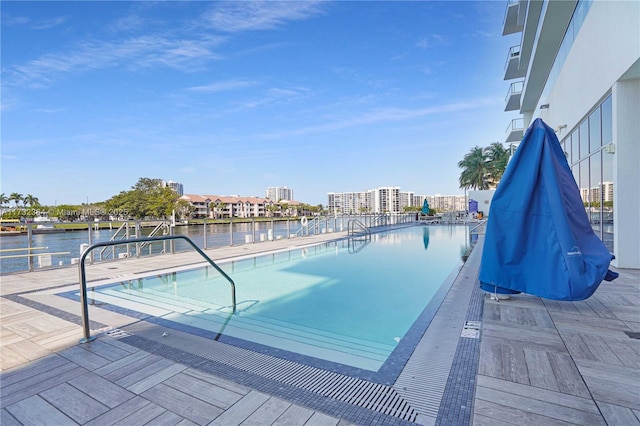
top-left (2, 178), bottom-right (326, 221)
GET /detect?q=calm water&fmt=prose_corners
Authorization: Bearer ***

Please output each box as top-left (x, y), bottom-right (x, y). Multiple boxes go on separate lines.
top-left (0, 220), bottom-right (316, 274)
top-left (79, 225), bottom-right (469, 371)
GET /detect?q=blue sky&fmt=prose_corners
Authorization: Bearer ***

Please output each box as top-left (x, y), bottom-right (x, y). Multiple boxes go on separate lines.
top-left (1, 1), bottom-right (519, 206)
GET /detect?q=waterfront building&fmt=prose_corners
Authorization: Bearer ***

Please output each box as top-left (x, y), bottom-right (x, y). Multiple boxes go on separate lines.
top-left (327, 188), bottom-right (465, 214)
top-left (162, 180), bottom-right (184, 196)
top-left (266, 186), bottom-right (294, 202)
top-left (180, 194), bottom-right (300, 219)
top-left (501, 0), bottom-right (639, 268)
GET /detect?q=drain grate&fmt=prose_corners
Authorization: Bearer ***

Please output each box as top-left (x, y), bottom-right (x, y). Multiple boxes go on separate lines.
top-left (461, 320), bottom-right (481, 339)
top-left (131, 334), bottom-right (419, 422)
top-left (103, 328), bottom-right (133, 339)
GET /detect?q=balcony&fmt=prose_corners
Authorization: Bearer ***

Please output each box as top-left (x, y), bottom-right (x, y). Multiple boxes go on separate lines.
top-left (505, 118), bottom-right (524, 143)
top-left (504, 45), bottom-right (526, 80)
top-left (504, 80), bottom-right (524, 112)
top-left (502, 0), bottom-right (524, 35)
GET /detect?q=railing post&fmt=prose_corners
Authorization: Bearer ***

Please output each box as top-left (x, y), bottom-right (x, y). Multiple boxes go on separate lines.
top-left (252, 218), bottom-right (256, 244)
top-left (88, 222), bottom-right (94, 264)
top-left (78, 251), bottom-right (96, 343)
top-left (135, 221), bottom-right (141, 258)
top-left (229, 219), bottom-right (234, 246)
top-left (203, 218), bottom-right (208, 249)
top-left (27, 224), bottom-right (34, 272)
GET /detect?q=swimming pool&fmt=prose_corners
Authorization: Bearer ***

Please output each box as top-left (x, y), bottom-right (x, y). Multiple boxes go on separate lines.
top-left (78, 225), bottom-right (468, 373)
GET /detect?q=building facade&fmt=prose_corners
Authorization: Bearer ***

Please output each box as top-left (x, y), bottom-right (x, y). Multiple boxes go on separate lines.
top-left (162, 180), bottom-right (184, 196)
top-left (180, 194), bottom-right (300, 219)
top-left (265, 186), bottom-right (294, 202)
top-left (327, 188), bottom-right (465, 214)
top-left (502, 0), bottom-right (639, 268)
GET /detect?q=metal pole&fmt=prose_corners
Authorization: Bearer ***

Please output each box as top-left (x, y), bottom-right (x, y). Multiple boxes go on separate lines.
top-left (88, 222), bottom-right (94, 264)
top-left (78, 251), bottom-right (95, 343)
top-left (252, 218), bottom-right (256, 244)
top-left (203, 218), bottom-right (208, 249)
top-left (229, 219), bottom-right (234, 246)
top-left (27, 224), bottom-right (34, 271)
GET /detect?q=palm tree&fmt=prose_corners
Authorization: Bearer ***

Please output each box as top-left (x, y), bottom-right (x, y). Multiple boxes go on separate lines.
top-left (458, 146), bottom-right (490, 190)
top-left (485, 142), bottom-right (509, 187)
top-left (0, 193), bottom-right (8, 206)
top-left (9, 192), bottom-right (23, 208)
top-left (23, 194), bottom-right (40, 207)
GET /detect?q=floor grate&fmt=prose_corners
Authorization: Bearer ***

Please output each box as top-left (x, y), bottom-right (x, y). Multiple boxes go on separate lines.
top-left (122, 330), bottom-right (420, 422)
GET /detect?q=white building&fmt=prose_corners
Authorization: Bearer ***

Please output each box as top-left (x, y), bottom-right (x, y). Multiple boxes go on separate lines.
top-left (162, 180), bottom-right (184, 196)
top-left (327, 188), bottom-right (464, 214)
top-left (265, 186), bottom-right (294, 202)
top-left (502, 0), bottom-right (639, 268)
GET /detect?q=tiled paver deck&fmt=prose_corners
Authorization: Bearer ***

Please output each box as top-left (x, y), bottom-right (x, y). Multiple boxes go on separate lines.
top-left (1, 230), bottom-right (639, 425)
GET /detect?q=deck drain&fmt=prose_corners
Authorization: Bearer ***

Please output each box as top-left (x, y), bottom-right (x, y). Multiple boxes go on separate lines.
top-left (461, 320), bottom-right (481, 338)
top-left (624, 331), bottom-right (640, 339)
top-left (103, 328), bottom-right (133, 339)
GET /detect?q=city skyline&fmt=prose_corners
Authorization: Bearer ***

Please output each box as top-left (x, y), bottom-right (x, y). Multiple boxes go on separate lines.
top-left (1, 1), bottom-right (520, 206)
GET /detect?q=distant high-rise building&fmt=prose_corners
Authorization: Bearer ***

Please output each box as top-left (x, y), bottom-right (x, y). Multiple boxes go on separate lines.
top-left (266, 186), bottom-right (293, 201)
top-left (163, 180), bottom-right (184, 196)
top-left (328, 187), bottom-right (464, 214)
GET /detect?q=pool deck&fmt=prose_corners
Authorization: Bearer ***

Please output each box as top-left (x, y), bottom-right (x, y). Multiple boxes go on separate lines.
top-left (1, 230), bottom-right (639, 425)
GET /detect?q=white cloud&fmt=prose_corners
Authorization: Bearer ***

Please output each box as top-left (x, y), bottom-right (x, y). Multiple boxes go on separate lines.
top-left (202, 1), bottom-right (326, 33)
top-left (5, 35), bottom-right (224, 88)
top-left (258, 98), bottom-right (499, 139)
top-left (187, 79), bottom-right (258, 92)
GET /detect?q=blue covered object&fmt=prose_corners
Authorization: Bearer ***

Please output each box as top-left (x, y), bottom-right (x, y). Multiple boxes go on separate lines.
top-left (479, 118), bottom-right (617, 301)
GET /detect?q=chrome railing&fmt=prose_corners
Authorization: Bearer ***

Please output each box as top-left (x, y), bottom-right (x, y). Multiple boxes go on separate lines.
top-left (469, 219), bottom-right (488, 235)
top-left (78, 235), bottom-right (236, 343)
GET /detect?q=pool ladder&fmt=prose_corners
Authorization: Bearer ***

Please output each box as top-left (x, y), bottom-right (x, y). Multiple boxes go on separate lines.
top-left (78, 235), bottom-right (236, 343)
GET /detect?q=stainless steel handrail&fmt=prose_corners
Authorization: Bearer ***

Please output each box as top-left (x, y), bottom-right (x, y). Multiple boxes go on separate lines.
top-left (78, 235), bottom-right (236, 343)
top-left (469, 219), bottom-right (488, 234)
top-left (347, 219), bottom-right (371, 236)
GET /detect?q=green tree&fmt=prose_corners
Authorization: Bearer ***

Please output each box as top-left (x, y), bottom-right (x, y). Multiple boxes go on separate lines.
top-left (458, 146), bottom-right (490, 190)
top-left (9, 192), bottom-right (23, 208)
top-left (485, 142), bottom-right (509, 186)
top-left (176, 199), bottom-right (194, 219)
top-left (0, 193), bottom-right (9, 206)
top-left (104, 178), bottom-right (178, 219)
top-left (23, 194), bottom-right (40, 207)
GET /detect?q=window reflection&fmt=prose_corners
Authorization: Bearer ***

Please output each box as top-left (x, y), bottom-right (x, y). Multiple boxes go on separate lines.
top-left (589, 108), bottom-right (601, 153)
top-left (589, 152), bottom-right (602, 234)
top-left (562, 94), bottom-right (613, 254)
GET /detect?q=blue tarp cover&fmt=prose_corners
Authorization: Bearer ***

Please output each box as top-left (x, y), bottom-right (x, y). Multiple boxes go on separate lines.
top-left (479, 118), bottom-right (616, 301)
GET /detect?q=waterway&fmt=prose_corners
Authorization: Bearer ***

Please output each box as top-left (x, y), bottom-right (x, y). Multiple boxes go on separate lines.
top-left (0, 215), bottom-right (406, 275)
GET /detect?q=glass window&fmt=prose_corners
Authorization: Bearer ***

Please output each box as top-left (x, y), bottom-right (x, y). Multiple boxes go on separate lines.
top-left (580, 161), bottom-right (590, 209)
top-left (579, 120), bottom-right (589, 159)
top-left (602, 144), bottom-right (614, 252)
top-left (601, 95), bottom-right (612, 145)
top-left (589, 152), bottom-right (602, 233)
top-left (571, 130), bottom-right (579, 164)
top-left (589, 107), bottom-right (602, 152)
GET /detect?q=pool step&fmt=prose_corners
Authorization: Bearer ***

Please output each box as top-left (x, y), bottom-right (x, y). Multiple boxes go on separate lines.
top-left (93, 286), bottom-right (395, 371)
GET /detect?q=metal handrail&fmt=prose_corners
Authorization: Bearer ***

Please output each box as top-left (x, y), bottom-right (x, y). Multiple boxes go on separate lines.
top-left (469, 219), bottom-right (488, 234)
top-left (78, 235), bottom-right (236, 343)
top-left (347, 219), bottom-right (371, 236)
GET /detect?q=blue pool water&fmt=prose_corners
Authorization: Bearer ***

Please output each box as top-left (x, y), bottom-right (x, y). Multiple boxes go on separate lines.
top-left (83, 225), bottom-right (469, 372)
